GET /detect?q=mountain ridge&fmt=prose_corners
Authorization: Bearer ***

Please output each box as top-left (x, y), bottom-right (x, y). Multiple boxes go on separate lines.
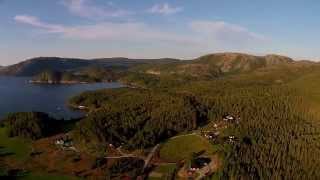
top-left (1, 52), bottom-right (316, 77)
top-left (0, 57), bottom-right (180, 76)
top-left (139, 52), bottom-right (310, 79)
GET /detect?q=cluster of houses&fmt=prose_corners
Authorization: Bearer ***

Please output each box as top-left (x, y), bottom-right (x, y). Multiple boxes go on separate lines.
top-left (203, 131), bottom-right (237, 144)
top-left (223, 115), bottom-right (239, 143)
top-left (55, 136), bottom-right (77, 151)
top-left (202, 114), bottom-right (240, 143)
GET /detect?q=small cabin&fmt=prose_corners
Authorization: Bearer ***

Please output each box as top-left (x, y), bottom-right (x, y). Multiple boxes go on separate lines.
top-left (223, 114), bottom-right (241, 124)
top-left (223, 115), bottom-right (235, 121)
top-left (55, 138), bottom-right (73, 147)
top-left (213, 123), bottom-right (218, 128)
top-left (204, 131), bottom-right (220, 140)
top-left (78, 105), bottom-right (86, 110)
top-left (55, 139), bottom-right (64, 145)
top-left (228, 136), bottom-right (236, 143)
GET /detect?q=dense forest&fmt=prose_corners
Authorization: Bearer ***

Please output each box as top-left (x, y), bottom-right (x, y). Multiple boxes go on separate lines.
top-left (69, 57), bottom-right (320, 179)
top-left (2, 112), bottom-right (76, 140)
top-left (2, 53), bottom-right (320, 179)
top-left (32, 66), bottom-right (118, 84)
top-left (71, 88), bottom-right (207, 151)
top-left (191, 84), bottom-right (320, 179)
top-left (2, 112), bottom-right (55, 140)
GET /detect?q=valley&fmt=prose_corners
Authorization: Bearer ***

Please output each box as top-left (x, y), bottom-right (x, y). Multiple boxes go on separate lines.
top-left (3, 0), bottom-right (320, 179)
top-left (1, 52), bottom-right (320, 179)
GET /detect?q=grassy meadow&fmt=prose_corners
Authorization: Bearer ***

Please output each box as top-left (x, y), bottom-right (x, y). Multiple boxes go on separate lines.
top-left (0, 127), bottom-right (31, 161)
top-left (159, 134), bottom-right (216, 162)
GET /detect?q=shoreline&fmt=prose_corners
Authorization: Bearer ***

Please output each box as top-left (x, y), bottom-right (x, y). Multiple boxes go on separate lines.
top-left (29, 80), bottom-right (90, 84)
top-left (0, 77), bottom-right (124, 120)
top-left (28, 80), bottom-right (116, 85)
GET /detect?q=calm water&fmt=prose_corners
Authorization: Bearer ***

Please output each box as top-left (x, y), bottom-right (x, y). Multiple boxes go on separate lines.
top-left (0, 76), bottom-right (123, 119)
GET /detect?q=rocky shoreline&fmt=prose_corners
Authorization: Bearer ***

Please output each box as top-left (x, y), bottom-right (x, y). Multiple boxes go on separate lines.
top-left (29, 80), bottom-right (90, 84)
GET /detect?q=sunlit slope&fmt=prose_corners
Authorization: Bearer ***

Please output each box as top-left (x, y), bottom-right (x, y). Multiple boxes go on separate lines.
top-left (136, 53), bottom-right (295, 78)
top-left (287, 70), bottom-right (320, 118)
top-left (124, 52), bottom-right (319, 88)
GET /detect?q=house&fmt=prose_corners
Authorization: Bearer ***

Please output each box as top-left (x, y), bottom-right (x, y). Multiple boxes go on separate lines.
top-left (204, 132), bottom-right (218, 140)
top-left (223, 114), bottom-right (241, 124)
top-left (203, 130), bottom-right (220, 140)
top-left (78, 105), bottom-right (86, 110)
top-left (213, 123), bottom-right (218, 128)
top-left (223, 115), bottom-right (235, 121)
top-left (204, 134), bottom-right (213, 139)
top-left (55, 139), bottom-right (64, 145)
top-left (228, 136), bottom-right (236, 143)
top-left (55, 137), bottom-right (73, 148)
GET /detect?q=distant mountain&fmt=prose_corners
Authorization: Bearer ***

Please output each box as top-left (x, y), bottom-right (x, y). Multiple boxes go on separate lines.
top-left (0, 57), bottom-right (179, 76)
top-left (1, 53), bottom-right (313, 78)
top-left (192, 53), bottom-right (294, 73)
top-left (141, 53), bottom-right (300, 78)
top-left (0, 57), bottom-right (90, 76)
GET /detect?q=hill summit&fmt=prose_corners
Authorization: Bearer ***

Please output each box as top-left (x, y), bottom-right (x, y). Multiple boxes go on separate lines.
top-left (195, 53), bottom-right (294, 73)
top-left (142, 52), bottom-right (295, 78)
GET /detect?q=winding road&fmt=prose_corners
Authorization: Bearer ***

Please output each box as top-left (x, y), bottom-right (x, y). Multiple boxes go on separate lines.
top-left (143, 144), bottom-right (160, 171)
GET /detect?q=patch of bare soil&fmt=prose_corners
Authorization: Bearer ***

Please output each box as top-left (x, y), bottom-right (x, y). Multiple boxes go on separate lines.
top-left (22, 134), bottom-right (109, 178)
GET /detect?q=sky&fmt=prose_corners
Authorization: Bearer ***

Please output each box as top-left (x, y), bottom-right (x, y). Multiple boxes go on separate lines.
top-left (1, 0), bottom-right (320, 65)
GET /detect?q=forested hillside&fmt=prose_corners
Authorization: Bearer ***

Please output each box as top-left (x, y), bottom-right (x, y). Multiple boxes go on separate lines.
top-left (2, 52), bottom-right (320, 179)
top-left (32, 66), bottom-right (119, 84)
top-left (183, 81), bottom-right (320, 179)
top-left (70, 88), bottom-right (207, 151)
top-left (1, 112), bottom-right (76, 140)
top-left (127, 53), bottom-right (300, 80)
top-left (69, 53), bottom-right (320, 179)
top-left (0, 57), bottom-right (179, 76)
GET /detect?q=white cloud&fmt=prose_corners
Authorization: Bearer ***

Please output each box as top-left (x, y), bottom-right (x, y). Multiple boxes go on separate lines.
top-left (14, 15), bottom-right (196, 45)
top-left (60, 0), bottom-right (131, 19)
top-left (189, 21), bottom-right (271, 52)
top-left (190, 20), bottom-right (267, 42)
top-left (14, 15), bottom-right (268, 56)
top-left (14, 15), bottom-right (65, 33)
top-left (148, 3), bottom-right (183, 15)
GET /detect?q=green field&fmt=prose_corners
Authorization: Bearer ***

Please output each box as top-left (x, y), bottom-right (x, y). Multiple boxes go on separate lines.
top-left (159, 134), bottom-right (216, 162)
top-left (0, 127), bottom-right (31, 161)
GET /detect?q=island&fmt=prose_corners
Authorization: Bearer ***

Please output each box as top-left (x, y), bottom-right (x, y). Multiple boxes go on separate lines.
top-left (30, 67), bottom-right (118, 84)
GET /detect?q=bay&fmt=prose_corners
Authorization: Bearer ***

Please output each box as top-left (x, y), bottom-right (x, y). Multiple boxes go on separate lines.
top-left (0, 76), bottom-right (123, 119)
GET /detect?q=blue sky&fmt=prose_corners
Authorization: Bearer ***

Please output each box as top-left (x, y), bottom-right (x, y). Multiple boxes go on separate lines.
top-left (1, 0), bottom-right (320, 65)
